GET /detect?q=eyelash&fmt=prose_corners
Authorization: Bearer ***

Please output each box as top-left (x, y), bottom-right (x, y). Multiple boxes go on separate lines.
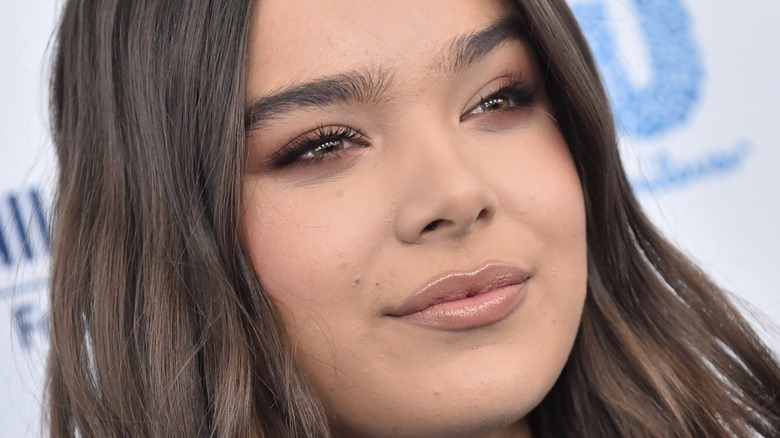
top-left (271, 78), bottom-right (539, 169)
top-left (462, 77), bottom-right (539, 121)
top-left (270, 125), bottom-right (370, 168)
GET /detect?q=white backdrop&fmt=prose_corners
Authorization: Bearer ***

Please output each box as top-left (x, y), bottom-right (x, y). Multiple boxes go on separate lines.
top-left (2, 1), bottom-right (778, 436)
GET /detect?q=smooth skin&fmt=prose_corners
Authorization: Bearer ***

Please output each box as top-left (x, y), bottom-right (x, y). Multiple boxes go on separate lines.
top-left (243, 0), bottom-right (588, 436)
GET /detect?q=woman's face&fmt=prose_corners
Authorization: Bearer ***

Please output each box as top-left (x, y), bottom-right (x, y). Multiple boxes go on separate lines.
top-left (243, 0), bottom-right (588, 436)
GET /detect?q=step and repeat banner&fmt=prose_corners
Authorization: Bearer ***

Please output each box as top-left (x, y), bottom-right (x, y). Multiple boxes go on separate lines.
top-left (2, 0), bottom-right (779, 436)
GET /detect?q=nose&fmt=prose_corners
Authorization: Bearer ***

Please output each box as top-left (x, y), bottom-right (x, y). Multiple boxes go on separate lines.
top-left (393, 131), bottom-right (499, 244)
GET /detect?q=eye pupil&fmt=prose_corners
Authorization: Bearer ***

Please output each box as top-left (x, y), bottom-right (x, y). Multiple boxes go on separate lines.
top-left (312, 138), bottom-right (343, 156)
top-left (484, 97), bottom-right (509, 111)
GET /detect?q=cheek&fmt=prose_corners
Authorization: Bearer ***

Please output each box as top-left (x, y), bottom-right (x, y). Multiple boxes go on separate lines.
top-left (239, 115), bottom-right (589, 435)
top-left (492, 120), bottom-right (587, 263)
top-left (241, 180), bottom-right (386, 325)
top-left (491, 123), bottom-right (588, 363)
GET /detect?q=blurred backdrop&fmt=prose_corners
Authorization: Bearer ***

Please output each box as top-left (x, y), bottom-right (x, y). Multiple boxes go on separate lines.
top-left (2, 0), bottom-right (778, 435)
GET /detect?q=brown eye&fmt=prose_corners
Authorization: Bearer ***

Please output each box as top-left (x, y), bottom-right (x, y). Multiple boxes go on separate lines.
top-left (270, 125), bottom-right (370, 169)
top-left (301, 138), bottom-right (351, 160)
top-left (473, 96), bottom-right (513, 114)
top-left (462, 81), bottom-right (539, 120)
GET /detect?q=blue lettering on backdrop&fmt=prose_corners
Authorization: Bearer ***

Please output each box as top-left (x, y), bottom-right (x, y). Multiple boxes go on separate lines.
top-left (630, 141), bottom-right (752, 192)
top-left (0, 187), bottom-right (52, 351)
top-left (0, 188), bottom-right (50, 268)
top-left (573, 0), bottom-right (704, 139)
top-left (13, 303), bottom-right (50, 350)
top-left (572, 0), bottom-right (752, 192)
top-left (0, 187), bottom-right (51, 303)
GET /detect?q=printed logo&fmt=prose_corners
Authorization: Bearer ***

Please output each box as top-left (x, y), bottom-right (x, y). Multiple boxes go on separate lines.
top-left (13, 303), bottom-right (49, 351)
top-left (572, 0), bottom-right (752, 192)
top-left (1, 186), bottom-right (51, 352)
top-left (0, 188), bottom-right (50, 270)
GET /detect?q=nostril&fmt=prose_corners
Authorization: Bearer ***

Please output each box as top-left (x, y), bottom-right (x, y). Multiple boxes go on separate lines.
top-left (422, 219), bottom-right (448, 233)
top-left (476, 208), bottom-right (490, 221)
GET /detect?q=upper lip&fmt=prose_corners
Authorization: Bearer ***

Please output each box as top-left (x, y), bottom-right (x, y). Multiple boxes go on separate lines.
top-left (387, 262), bottom-right (531, 317)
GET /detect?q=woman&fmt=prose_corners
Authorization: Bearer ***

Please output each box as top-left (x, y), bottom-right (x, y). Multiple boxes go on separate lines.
top-left (47, 0), bottom-right (780, 436)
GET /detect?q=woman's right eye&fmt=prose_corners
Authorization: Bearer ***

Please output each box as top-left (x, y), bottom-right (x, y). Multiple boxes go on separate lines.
top-left (271, 126), bottom-right (369, 168)
top-left (299, 138), bottom-right (351, 160)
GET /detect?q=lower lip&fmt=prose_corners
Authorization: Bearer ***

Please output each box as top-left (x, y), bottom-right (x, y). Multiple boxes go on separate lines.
top-left (396, 281), bottom-right (528, 330)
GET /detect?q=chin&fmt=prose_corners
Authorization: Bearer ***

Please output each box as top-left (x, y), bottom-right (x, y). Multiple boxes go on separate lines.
top-left (326, 340), bottom-right (563, 438)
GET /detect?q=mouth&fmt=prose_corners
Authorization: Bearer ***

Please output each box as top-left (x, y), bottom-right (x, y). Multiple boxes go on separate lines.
top-left (387, 262), bottom-right (531, 330)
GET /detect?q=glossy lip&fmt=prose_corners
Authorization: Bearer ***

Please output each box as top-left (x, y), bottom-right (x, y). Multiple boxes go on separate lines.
top-left (387, 262), bottom-right (531, 330)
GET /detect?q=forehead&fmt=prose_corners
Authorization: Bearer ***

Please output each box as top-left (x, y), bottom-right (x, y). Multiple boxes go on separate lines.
top-left (247, 0), bottom-right (515, 98)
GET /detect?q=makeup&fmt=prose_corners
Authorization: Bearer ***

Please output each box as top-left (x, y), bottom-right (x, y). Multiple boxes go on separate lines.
top-left (388, 262), bottom-right (530, 330)
top-left (245, 1), bottom-right (588, 433)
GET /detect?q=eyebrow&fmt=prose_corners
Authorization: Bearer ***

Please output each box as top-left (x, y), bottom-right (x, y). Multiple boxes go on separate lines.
top-left (244, 15), bottom-right (528, 132)
top-left (443, 15), bottom-right (528, 74)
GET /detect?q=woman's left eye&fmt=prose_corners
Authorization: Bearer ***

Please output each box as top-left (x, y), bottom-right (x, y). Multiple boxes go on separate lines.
top-left (471, 95), bottom-right (515, 114)
top-left (463, 81), bottom-right (539, 120)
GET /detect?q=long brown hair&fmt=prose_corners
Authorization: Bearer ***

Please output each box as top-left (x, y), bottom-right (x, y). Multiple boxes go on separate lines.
top-left (513, 1), bottom-right (780, 436)
top-left (47, 0), bottom-right (780, 437)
